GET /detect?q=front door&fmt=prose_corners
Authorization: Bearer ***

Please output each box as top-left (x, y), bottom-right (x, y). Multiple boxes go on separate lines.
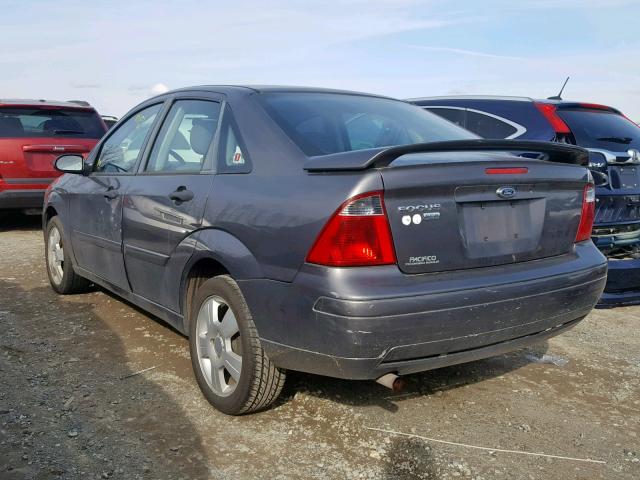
top-left (122, 98), bottom-right (221, 311)
top-left (69, 103), bottom-right (164, 290)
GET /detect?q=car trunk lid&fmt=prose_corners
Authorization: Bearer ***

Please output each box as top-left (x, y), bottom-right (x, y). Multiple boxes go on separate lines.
top-left (22, 141), bottom-right (94, 172)
top-left (381, 152), bottom-right (588, 273)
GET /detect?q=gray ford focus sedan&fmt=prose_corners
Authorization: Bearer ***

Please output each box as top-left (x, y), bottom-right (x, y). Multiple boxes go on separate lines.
top-left (43, 86), bottom-right (607, 414)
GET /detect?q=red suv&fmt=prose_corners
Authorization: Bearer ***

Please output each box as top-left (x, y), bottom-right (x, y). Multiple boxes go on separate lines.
top-left (0, 99), bottom-right (107, 212)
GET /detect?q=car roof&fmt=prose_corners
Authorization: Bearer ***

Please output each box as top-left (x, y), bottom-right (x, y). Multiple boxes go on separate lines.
top-left (162, 84), bottom-right (395, 100)
top-left (407, 95), bottom-right (622, 113)
top-left (0, 99), bottom-right (95, 109)
top-left (406, 95), bottom-right (534, 103)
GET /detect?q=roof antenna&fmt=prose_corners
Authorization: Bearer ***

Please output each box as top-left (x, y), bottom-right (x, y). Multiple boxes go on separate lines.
top-left (548, 76), bottom-right (570, 100)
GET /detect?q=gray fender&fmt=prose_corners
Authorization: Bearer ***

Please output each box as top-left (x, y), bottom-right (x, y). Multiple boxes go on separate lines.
top-left (43, 189), bottom-right (67, 229)
top-left (43, 188), bottom-right (81, 267)
top-left (179, 228), bottom-right (264, 321)
top-left (190, 228), bottom-right (263, 279)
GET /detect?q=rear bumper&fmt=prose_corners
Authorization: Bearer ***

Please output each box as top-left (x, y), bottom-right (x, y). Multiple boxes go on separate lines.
top-left (0, 189), bottom-right (46, 210)
top-left (261, 317), bottom-right (584, 379)
top-left (239, 242), bottom-right (607, 380)
top-left (597, 258), bottom-right (640, 308)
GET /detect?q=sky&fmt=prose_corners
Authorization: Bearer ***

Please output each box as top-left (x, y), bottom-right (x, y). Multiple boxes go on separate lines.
top-left (1, 0), bottom-right (639, 119)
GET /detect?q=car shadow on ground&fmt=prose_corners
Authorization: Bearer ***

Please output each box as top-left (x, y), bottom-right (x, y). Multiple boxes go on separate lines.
top-left (0, 279), bottom-right (211, 479)
top-left (0, 211), bottom-right (42, 232)
top-left (281, 341), bottom-right (550, 413)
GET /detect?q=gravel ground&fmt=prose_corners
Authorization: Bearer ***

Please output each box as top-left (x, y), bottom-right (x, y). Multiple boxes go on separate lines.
top-left (0, 212), bottom-right (638, 480)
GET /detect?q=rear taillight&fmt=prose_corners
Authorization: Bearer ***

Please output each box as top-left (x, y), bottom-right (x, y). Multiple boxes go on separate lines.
top-left (575, 184), bottom-right (595, 243)
top-left (485, 167), bottom-right (528, 175)
top-left (306, 191), bottom-right (396, 267)
top-left (534, 102), bottom-right (571, 134)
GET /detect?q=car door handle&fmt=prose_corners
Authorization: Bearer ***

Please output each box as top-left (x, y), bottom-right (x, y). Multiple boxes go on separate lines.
top-left (103, 188), bottom-right (118, 200)
top-left (169, 187), bottom-right (194, 203)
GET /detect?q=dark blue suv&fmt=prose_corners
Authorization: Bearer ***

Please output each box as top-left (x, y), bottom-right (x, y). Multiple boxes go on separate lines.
top-left (409, 95), bottom-right (640, 306)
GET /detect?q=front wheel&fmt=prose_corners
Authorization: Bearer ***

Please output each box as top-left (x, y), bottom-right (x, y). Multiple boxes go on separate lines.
top-left (188, 275), bottom-right (286, 415)
top-left (45, 217), bottom-right (90, 294)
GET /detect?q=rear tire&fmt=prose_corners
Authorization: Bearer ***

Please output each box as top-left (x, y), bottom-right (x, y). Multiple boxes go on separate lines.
top-left (45, 217), bottom-right (90, 294)
top-left (188, 275), bottom-right (286, 415)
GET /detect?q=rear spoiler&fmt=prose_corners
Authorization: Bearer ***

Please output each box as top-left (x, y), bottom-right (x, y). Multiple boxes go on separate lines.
top-left (303, 140), bottom-right (589, 172)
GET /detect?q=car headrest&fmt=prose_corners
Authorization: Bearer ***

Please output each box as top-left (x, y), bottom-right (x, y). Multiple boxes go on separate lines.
top-left (42, 118), bottom-right (76, 132)
top-left (0, 117), bottom-right (25, 136)
top-left (190, 118), bottom-right (217, 155)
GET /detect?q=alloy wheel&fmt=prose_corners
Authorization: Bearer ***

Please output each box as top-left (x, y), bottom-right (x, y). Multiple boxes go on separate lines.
top-left (195, 296), bottom-right (243, 397)
top-left (47, 226), bottom-right (64, 285)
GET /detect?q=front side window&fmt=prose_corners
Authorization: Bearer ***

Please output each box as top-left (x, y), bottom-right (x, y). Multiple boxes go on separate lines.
top-left (259, 93), bottom-right (475, 157)
top-left (145, 100), bottom-right (221, 173)
top-left (94, 104), bottom-right (162, 173)
top-left (0, 107), bottom-right (106, 139)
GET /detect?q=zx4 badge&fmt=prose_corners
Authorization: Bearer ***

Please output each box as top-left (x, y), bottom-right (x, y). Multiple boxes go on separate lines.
top-left (399, 203), bottom-right (441, 226)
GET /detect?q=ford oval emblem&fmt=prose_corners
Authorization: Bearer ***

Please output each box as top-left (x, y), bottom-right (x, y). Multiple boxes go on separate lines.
top-left (496, 186), bottom-right (516, 199)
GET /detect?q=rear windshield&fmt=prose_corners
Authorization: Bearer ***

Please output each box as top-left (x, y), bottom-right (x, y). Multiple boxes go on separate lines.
top-left (0, 107), bottom-right (106, 139)
top-left (258, 93), bottom-right (476, 156)
top-left (557, 109), bottom-right (640, 151)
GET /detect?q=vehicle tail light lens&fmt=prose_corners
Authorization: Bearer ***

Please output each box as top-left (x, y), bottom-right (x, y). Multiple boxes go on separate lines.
top-left (307, 191), bottom-right (396, 267)
top-left (575, 184), bottom-right (595, 243)
top-left (485, 167), bottom-right (528, 175)
top-left (534, 102), bottom-right (571, 134)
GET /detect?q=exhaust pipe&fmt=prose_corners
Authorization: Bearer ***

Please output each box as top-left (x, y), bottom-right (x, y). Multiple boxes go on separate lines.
top-left (376, 373), bottom-right (406, 392)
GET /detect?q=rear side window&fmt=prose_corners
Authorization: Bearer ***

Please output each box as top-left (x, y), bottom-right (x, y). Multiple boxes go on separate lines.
top-left (217, 105), bottom-right (251, 173)
top-left (94, 104), bottom-right (162, 174)
top-left (425, 107), bottom-right (465, 128)
top-left (145, 100), bottom-right (221, 173)
top-left (0, 107), bottom-right (106, 139)
top-left (465, 111), bottom-right (518, 139)
top-left (557, 109), bottom-right (640, 150)
top-left (259, 93), bottom-right (475, 156)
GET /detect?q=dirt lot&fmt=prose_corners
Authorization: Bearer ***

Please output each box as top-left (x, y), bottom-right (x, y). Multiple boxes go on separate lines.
top-left (0, 212), bottom-right (638, 480)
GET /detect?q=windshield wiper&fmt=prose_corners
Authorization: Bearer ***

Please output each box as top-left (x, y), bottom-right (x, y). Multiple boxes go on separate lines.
top-left (53, 129), bottom-right (85, 135)
top-left (597, 136), bottom-right (633, 144)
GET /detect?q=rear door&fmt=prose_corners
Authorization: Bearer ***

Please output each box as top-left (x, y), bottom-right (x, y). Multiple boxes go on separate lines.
top-left (122, 95), bottom-right (222, 311)
top-left (69, 103), bottom-right (164, 290)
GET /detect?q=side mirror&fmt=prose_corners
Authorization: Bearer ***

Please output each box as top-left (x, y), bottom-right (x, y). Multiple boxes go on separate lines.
top-left (54, 154), bottom-right (85, 174)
